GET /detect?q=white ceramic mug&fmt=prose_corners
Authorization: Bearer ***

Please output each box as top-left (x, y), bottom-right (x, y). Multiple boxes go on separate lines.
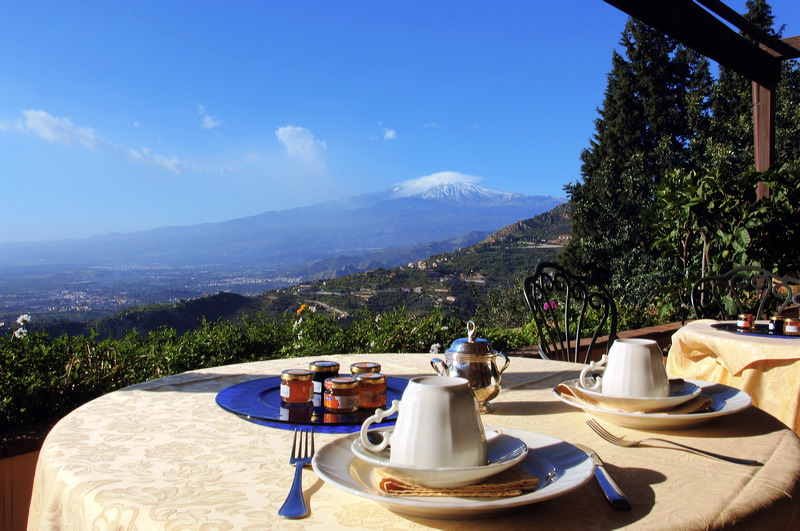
top-left (578, 338), bottom-right (669, 398)
top-left (359, 376), bottom-right (487, 468)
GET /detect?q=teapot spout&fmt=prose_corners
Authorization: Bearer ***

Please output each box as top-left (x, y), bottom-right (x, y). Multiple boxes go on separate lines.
top-left (430, 357), bottom-right (448, 376)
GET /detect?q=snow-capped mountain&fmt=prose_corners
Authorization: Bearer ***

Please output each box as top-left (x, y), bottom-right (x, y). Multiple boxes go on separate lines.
top-left (0, 182), bottom-right (566, 276)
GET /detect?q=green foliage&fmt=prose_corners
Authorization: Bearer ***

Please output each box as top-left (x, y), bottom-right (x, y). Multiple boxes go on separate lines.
top-left (0, 308), bottom-right (471, 431)
top-left (646, 162), bottom-right (800, 317)
top-left (563, 17), bottom-right (712, 304)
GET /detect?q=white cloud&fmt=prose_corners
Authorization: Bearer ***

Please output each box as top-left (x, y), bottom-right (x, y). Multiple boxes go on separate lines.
top-left (126, 148), bottom-right (185, 173)
top-left (377, 122), bottom-right (396, 141)
top-left (393, 171), bottom-right (482, 196)
top-left (198, 105), bottom-right (221, 129)
top-left (423, 122), bottom-right (440, 129)
top-left (13, 109), bottom-right (186, 173)
top-left (275, 125), bottom-right (327, 161)
top-left (23, 109), bottom-right (104, 149)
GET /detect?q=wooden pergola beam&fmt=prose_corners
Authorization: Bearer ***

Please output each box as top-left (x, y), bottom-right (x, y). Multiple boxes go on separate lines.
top-left (604, 0), bottom-right (782, 88)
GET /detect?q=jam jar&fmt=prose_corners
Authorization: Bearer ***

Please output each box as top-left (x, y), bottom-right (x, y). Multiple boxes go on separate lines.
top-left (350, 362), bottom-right (381, 375)
top-left (355, 372), bottom-right (387, 409)
top-left (784, 318), bottom-right (800, 336)
top-left (323, 376), bottom-right (359, 413)
top-left (768, 316), bottom-right (785, 335)
top-left (279, 369), bottom-right (314, 404)
top-left (736, 314), bottom-right (755, 330)
top-left (309, 360), bottom-right (340, 394)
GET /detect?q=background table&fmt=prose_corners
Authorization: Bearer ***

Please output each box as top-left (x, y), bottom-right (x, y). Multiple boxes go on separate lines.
top-left (667, 319), bottom-right (800, 435)
top-left (29, 353), bottom-right (800, 530)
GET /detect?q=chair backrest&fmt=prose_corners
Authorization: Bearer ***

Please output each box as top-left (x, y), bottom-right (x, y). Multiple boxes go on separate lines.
top-left (690, 266), bottom-right (800, 320)
top-left (522, 261), bottom-right (618, 364)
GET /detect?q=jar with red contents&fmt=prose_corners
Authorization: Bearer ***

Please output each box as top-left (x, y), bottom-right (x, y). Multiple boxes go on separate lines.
top-left (324, 376), bottom-right (359, 413)
top-left (350, 361), bottom-right (381, 375)
top-left (279, 369), bottom-right (314, 404)
top-left (355, 372), bottom-right (387, 409)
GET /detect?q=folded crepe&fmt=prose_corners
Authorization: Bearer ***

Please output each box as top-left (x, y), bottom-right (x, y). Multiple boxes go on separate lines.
top-left (556, 383), bottom-right (713, 414)
top-left (375, 466), bottom-right (540, 497)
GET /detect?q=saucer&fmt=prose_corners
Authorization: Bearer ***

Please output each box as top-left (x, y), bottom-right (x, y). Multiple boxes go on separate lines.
top-left (351, 427), bottom-right (528, 488)
top-left (557, 378), bottom-right (702, 413)
top-left (554, 379), bottom-right (752, 430)
top-left (314, 427), bottom-right (594, 519)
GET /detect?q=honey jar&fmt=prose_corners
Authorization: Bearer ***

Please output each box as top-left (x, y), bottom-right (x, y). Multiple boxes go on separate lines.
top-left (736, 314), bottom-right (755, 330)
top-left (350, 361), bottom-right (381, 375)
top-left (355, 372), bottom-right (387, 409)
top-left (309, 360), bottom-right (340, 394)
top-left (784, 318), bottom-right (800, 336)
top-left (279, 369), bottom-right (314, 404)
top-left (324, 376), bottom-right (359, 413)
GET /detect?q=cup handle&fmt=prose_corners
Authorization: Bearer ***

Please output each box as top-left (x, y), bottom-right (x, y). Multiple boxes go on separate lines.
top-left (579, 355), bottom-right (606, 391)
top-left (360, 400), bottom-right (400, 452)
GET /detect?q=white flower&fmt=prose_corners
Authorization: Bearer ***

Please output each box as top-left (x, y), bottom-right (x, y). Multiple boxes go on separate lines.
top-left (14, 328), bottom-right (27, 339)
top-left (429, 343), bottom-right (441, 354)
top-left (16, 314), bottom-right (31, 325)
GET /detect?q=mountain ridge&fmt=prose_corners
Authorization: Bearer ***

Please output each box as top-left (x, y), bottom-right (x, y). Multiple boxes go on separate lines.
top-left (0, 183), bottom-right (564, 271)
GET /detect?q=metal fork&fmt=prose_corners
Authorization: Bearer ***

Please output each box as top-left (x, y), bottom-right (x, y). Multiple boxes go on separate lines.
top-left (278, 428), bottom-right (315, 518)
top-left (586, 419), bottom-right (761, 466)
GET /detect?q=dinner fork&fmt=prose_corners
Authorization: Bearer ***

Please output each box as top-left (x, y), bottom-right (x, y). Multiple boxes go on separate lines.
top-left (586, 419), bottom-right (761, 466)
top-left (278, 428), bottom-right (315, 518)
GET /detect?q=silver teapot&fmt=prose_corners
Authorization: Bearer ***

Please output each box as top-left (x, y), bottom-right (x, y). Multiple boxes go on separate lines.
top-left (430, 321), bottom-right (510, 413)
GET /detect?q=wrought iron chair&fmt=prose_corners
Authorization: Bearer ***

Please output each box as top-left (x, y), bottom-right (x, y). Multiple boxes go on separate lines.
top-left (690, 266), bottom-right (800, 320)
top-left (522, 261), bottom-right (618, 364)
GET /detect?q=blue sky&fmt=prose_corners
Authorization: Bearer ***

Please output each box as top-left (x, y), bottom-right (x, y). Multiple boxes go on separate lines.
top-left (2, 1), bottom-right (798, 243)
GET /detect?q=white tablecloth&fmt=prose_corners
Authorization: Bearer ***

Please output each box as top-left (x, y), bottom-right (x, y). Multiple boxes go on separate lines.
top-left (29, 354), bottom-right (800, 530)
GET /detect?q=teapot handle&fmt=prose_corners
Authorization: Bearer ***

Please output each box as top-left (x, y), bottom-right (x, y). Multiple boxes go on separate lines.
top-left (496, 352), bottom-right (510, 374)
top-left (430, 357), bottom-right (448, 376)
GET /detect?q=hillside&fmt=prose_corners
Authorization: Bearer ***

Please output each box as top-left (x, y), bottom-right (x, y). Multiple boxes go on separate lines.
top-left (35, 203), bottom-right (572, 339)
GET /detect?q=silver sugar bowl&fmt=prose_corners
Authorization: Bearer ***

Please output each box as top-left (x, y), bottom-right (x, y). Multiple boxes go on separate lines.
top-left (430, 321), bottom-right (510, 413)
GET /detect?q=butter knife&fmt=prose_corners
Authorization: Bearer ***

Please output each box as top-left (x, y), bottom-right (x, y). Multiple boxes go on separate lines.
top-left (574, 444), bottom-right (631, 511)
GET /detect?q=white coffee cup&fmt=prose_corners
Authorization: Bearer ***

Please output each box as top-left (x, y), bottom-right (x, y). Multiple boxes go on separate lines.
top-left (359, 376), bottom-right (487, 468)
top-left (578, 338), bottom-right (669, 398)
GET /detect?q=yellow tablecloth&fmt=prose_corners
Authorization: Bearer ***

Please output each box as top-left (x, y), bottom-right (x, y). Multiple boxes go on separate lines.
top-left (667, 319), bottom-right (800, 435)
top-left (29, 354), bottom-right (800, 530)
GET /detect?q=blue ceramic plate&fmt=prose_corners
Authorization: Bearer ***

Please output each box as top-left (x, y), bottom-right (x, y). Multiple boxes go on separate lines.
top-left (216, 376), bottom-right (409, 433)
top-left (711, 322), bottom-right (798, 338)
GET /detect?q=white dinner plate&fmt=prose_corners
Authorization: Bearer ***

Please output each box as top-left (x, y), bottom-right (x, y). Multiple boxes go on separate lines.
top-left (553, 379), bottom-right (752, 430)
top-left (557, 378), bottom-right (702, 413)
top-left (312, 427), bottom-right (594, 519)
top-left (351, 428), bottom-right (528, 487)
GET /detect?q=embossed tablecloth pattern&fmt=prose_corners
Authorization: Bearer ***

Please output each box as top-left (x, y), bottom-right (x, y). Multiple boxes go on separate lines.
top-left (667, 319), bottom-right (800, 435)
top-left (29, 354), bottom-right (800, 530)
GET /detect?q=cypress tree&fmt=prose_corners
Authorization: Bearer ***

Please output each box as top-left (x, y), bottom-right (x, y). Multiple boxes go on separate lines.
top-left (562, 17), bottom-right (711, 304)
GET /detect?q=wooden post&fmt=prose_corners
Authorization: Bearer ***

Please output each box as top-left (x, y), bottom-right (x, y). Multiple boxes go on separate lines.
top-left (752, 81), bottom-right (774, 199)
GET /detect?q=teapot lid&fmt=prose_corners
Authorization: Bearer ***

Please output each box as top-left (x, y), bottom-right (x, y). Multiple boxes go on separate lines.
top-left (446, 321), bottom-right (493, 355)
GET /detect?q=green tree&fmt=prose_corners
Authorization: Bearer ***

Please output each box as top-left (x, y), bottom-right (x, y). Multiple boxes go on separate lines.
top-left (563, 17), bottom-right (712, 305)
top-left (707, 0), bottom-right (800, 168)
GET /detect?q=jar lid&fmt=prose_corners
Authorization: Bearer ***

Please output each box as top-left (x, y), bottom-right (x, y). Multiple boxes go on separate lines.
top-left (309, 360), bottom-right (340, 372)
top-left (325, 376), bottom-right (358, 389)
top-left (350, 362), bottom-right (381, 374)
top-left (281, 369), bottom-right (313, 381)
top-left (355, 372), bottom-right (386, 384)
top-left (446, 320), bottom-right (493, 356)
